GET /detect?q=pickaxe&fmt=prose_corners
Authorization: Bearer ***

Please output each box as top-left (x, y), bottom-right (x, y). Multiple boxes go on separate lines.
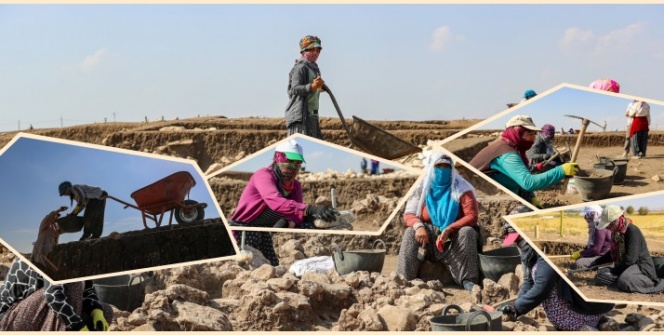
top-left (560, 114), bottom-right (604, 195)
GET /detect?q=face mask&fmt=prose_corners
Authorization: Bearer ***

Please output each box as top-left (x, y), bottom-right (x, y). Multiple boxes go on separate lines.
top-left (434, 167), bottom-right (452, 185)
top-left (302, 51), bottom-right (320, 63)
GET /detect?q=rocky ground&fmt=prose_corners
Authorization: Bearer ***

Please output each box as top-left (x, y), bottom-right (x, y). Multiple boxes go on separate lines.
top-left (2, 119), bottom-right (664, 331)
top-left (444, 131), bottom-right (664, 208)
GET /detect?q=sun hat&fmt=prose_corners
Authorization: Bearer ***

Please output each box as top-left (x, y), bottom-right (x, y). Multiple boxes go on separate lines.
top-left (275, 139), bottom-right (305, 163)
top-left (505, 115), bottom-right (540, 131)
top-left (597, 205), bottom-right (623, 230)
top-left (579, 205), bottom-right (603, 217)
top-left (299, 35), bottom-right (322, 53)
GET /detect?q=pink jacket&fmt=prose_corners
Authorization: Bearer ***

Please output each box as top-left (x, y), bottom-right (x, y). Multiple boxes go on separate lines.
top-left (230, 167), bottom-right (307, 225)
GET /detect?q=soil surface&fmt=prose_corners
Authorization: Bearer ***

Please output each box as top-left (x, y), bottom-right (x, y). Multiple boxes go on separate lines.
top-left (445, 132), bottom-right (664, 208)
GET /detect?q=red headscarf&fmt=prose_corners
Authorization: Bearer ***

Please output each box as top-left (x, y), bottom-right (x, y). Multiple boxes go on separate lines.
top-left (501, 126), bottom-right (534, 165)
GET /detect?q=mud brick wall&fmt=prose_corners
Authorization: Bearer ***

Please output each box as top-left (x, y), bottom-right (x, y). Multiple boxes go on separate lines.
top-left (47, 221), bottom-right (235, 281)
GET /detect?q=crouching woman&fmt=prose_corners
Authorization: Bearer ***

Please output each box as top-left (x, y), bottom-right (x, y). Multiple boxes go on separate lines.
top-left (396, 152), bottom-right (480, 291)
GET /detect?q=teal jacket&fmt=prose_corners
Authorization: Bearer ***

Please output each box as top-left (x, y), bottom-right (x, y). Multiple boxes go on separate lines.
top-left (489, 152), bottom-right (566, 201)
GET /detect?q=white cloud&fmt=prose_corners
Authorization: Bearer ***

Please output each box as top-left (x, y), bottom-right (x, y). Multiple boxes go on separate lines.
top-left (81, 48), bottom-right (109, 71)
top-left (595, 21), bottom-right (646, 53)
top-left (429, 26), bottom-right (465, 52)
top-left (559, 27), bottom-right (595, 51)
top-left (558, 21), bottom-right (648, 57)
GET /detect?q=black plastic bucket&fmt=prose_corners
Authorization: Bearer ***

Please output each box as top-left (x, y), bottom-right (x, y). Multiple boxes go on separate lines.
top-left (479, 247), bottom-right (521, 282)
top-left (93, 273), bottom-right (150, 312)
top-left (574, 169), bottom-right (615, 202)
top-left (429, 305), bottom-right (496, 331)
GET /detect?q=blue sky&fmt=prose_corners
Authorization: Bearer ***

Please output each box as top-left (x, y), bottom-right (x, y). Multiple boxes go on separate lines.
top-left (225, 136), bottom-right (407, 174)
top-left (476, 86), bottom-right (663, 134)
top-left (1, 5), bottom-right (664, 132)
top-left (0, 137), bottom-right (219, 253)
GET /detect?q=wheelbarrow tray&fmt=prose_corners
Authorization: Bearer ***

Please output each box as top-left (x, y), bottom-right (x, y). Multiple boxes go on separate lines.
top-left (349, 116), bottom-right (422, 160)
top-left (324, 84), bottom-right (421, 160)
top-left (130, 171), bottom-right (196, 216)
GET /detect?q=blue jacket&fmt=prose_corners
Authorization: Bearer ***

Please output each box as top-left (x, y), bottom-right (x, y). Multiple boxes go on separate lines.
top-left (489, 152), bottom-right (565, 200)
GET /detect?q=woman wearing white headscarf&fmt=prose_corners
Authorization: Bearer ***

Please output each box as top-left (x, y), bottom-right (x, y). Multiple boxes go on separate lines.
top-left (396, 152), bottom-right (480, 291)
top-left (570, 205), bottom-right (612, 269)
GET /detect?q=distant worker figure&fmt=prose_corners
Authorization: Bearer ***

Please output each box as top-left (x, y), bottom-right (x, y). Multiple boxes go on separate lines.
top-left (520, 89), bottom-right (537, 103)
top-left (360, 158), bottom-right (368, 174)
top-left (526, 124), bottom-right (567, 172)
top-left (57, 182), bottom-right (108, 241)
top-left (626, 100), bottom-right (651, 159)
top-left (567, 128), bottom-right (574, 135)
top-left (370, 159), bottom-right (380, 175)
top-left (285, 35), bottom-right (325, 139)
top-left (589, 78), bottom-right (620, 93)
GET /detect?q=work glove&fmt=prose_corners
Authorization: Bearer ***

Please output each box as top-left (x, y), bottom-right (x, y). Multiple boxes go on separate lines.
top-left (79, 325), bottom-right (90, 331)
top-left (497, 303), bottom-right (518, 321)
top-left (561, 162), bottom-right (580, 176)
top-left (91, 308), bottom-right (109, 331)
top-left (305, 205), bottom-right (339, 222)
top-left (273, 218), bottom-right (289, 228)
top-left (570, 251), bottom-right (582, 260)
top-left (530, 197), bottom-right (543, 209)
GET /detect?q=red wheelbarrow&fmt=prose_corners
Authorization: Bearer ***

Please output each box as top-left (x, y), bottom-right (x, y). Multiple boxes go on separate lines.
top-left (106, 171), bottom-right (207, 229)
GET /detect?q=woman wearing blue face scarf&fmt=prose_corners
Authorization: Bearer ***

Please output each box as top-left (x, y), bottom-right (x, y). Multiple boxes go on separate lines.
top-left (396, 152), bottom-right (480, 291)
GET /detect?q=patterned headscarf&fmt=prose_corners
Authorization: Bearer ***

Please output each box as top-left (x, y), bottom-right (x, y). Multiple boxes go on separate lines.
top-left (416, 151), bottom-right (475, 230)
top-left (272, 151), bottom-right (301, 196)
top-left (501, 126), bottom-right (534, 165)
top-left (609, 215), bottom-right (632, 265)
top-left (541, 124), bottom-right (556, 140)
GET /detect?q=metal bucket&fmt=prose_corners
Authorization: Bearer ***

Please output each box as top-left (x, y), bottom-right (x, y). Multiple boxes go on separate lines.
top-left (479, 246), bottom-right (521, 282)
top-left (332, 240), bottom-right (386, 275)
top-left (429, 305), bottom-right (498, 331)
top-left (573, 169), bottom-right (616, 202)
top-left (93, 273), bottom-right (151, 311)
top-left (598, 157), bottom-right (628, 184)
top-left (652, 256), bottom-right (664, 279)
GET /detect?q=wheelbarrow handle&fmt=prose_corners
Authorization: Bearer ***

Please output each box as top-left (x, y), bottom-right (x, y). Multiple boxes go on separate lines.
top-left (323, 84), bottom-right (354, 140)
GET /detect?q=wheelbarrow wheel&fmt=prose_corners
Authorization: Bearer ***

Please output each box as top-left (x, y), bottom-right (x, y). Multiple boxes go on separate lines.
top-left (175, 200), bottom-right (205, 224)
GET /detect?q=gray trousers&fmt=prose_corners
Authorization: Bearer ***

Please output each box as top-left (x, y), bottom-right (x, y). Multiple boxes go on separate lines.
top-left (396, 225), bottom-right (479, 286)
top-left (595, 264), bottom-right (664, 294)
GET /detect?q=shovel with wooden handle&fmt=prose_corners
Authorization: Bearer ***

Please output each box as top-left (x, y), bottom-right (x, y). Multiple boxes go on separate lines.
top-left (560, 115), bottom-right (604, 195)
